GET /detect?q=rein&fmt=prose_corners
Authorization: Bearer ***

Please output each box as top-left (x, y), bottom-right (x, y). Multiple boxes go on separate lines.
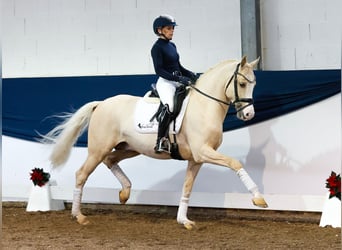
top-left (189, 84), bottom-right (231, 106)
top-left (190, 63), bottom-right (255, 112)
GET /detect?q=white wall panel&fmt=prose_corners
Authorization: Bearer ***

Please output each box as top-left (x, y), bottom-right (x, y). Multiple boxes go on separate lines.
top-left (3, 0), bottom-right (241, 77)
top-left (260, 0), bottom-right (341, 70)
top-left (3, 0), bottom-right (341, 76)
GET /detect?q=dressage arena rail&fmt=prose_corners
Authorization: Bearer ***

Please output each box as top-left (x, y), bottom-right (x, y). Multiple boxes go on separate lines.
top-left (3, 185), bottom-right (326, 212)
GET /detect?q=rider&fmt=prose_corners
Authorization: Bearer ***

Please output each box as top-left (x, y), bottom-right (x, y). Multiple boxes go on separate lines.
top-left (151, 14), bottom-right (198, 153)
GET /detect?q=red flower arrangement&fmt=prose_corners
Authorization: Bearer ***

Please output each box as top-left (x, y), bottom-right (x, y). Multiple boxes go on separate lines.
top-left (30, 168), bottom-right (50, 187)
top-left (325, 171), bottom-right (341, 200)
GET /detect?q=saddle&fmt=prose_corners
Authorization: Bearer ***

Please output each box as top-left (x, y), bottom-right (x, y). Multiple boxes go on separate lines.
top-left (134, 84), bottom-right (189, 160)
top-left (149, 83), bottom-right (188, 123)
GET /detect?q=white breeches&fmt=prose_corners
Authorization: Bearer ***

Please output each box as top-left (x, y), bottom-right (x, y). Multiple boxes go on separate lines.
top-left (156, 77), bottom-right (180, 112)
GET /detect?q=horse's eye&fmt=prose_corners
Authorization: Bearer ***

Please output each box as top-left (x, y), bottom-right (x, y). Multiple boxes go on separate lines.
top-left (239, 82), bottom-right (246, 88)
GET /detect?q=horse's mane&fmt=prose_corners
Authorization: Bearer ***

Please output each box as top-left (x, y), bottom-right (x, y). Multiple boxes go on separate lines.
top-left (201, 59), bottom-right (237, 76)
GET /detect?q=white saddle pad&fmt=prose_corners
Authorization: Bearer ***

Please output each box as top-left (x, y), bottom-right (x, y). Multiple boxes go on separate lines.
top-left (134, 91), bottom-right (189, 134)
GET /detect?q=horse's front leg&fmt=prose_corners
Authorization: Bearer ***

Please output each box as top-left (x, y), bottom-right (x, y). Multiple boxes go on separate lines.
top-left (196, 146), bottom-right (268, 208)
top-left (177, 161), bottom-right (202, 230)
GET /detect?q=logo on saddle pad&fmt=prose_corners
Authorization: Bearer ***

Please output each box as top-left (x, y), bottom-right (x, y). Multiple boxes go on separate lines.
top-left (134, 92), bottom-right (189, 134)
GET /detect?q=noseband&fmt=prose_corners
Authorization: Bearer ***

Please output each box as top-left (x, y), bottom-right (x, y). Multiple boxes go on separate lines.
top-left (225, 63), bottom-right (255, 112)
top-left (190, 63), bottom-right (255, 112)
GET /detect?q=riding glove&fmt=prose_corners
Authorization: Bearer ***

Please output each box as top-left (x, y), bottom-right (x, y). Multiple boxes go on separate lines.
top-left (178, 76), bottom-right (192, 86)
top-left (189, 72), bottom-right (199, 83)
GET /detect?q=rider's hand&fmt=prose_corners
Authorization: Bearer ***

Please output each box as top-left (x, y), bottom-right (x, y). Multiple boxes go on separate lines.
top-left (178, 76), bottom-right (192, 86)
top-left (189, 72), bottom-right (199, 83)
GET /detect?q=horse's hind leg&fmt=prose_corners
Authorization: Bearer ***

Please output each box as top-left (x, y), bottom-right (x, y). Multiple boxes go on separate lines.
top-left (103, 149), bottom-right (139, 204)
top-left (72, 153), bottom-right (105, 225)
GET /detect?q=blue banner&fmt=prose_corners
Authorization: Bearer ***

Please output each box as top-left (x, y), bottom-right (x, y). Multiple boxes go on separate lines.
top-left (3, 70), bottom-right (340, 146)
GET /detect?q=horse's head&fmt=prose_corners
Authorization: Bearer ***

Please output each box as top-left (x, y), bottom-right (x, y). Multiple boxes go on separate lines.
top-left (226, 56), bottom-right (259, 121)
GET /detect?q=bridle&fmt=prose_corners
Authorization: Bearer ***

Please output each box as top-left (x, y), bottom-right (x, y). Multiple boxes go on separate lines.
top-left (190, 63), bottom-right (255, 113)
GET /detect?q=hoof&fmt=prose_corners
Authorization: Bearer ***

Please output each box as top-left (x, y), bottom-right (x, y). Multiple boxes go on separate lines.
top-left (184, 222), bottom-right (197, 230)
top-left (178, 219), bottom-right (197, 230)
top-left (76, 214), bottom-right (90, 225)
top-left (119, 188), bottom-right (130, 204)
top-left (252, 197), bottom-right (268, 208)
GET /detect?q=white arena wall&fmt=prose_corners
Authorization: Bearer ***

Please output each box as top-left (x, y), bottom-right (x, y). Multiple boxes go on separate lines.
top-left (2, 0), bottom-right (342, 212)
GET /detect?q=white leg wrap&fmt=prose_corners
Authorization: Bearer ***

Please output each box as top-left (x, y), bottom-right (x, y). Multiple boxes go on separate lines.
top-left (177, 197), bottom-right (189, 224)
top-left (110, 165), bottom-right (131, 189)
top-left (236, 168), bottom-right (261, 197)
top-left (72, 188), bottom-right (82, 216)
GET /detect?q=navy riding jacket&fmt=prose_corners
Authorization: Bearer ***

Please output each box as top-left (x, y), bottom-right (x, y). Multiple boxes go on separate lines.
top-left (151, 38), bottom-right (193, 82)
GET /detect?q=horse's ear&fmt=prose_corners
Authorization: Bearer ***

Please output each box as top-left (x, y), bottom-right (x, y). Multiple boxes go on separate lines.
top-left (241, 55), bottom-right (247, 67)
top-left (250, 57), bottom-right (260, 69)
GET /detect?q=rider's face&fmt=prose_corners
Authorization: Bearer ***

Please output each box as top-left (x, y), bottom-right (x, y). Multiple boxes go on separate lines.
top-left (159, 25), bottom-right (175, 40)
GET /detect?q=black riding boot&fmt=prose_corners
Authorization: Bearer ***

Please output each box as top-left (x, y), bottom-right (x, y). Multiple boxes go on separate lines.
top-left (154, 104), bottom-right (172, 153)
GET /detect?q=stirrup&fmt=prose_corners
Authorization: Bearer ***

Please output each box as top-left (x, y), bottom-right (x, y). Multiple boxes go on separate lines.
top-left (154, 137), bottom-right (171, 154)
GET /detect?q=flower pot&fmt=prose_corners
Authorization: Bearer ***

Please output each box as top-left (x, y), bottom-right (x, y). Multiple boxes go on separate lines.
top-left (26, 181), bottom-right (65, 212)
top-left (319, 193), bottom-right (341, 228)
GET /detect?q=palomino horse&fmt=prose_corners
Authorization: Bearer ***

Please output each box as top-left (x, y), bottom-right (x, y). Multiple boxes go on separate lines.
top-left (42, 56), bottom-right (267, 230)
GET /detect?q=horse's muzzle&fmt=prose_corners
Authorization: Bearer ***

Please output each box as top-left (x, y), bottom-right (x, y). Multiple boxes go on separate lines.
top-left (236, 105), bottom-right (255, 121)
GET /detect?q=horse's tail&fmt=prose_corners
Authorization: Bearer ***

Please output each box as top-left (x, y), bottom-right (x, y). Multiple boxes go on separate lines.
top-left (40, 101), bottom-right (101, 168)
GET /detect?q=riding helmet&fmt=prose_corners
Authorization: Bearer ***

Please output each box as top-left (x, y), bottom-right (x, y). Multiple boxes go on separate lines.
top-left (153, 15), bottom-right (177, 35)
